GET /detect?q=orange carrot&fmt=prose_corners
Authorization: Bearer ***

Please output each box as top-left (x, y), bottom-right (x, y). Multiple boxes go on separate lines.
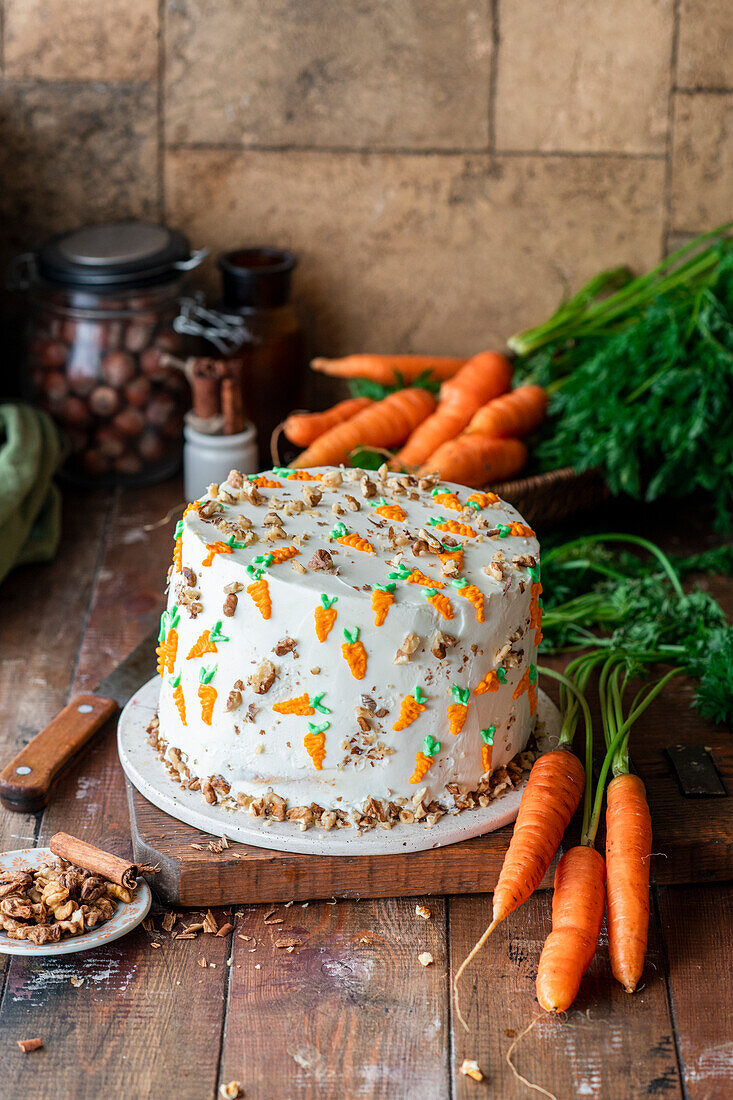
top-left (335, 531), bottom-right (375, 554)
top-left (447, 685), bottom-right (470, 735)
top-left (480, 726), bottom-right (495, 773)
top-left (283, 397), bottom-right (373, 447)
top-left (451, 579), bottom-right (484, 622)
top-left (439, 548), bottom-right (464, 571)
top-left (419, 435), bottom-right (527, 488)
top-left (466, 491), bottom-right (499, 509)
top-left (247, 576), bottom-right (272, 619)
top-left (290, 387), bottom-right (436, 468)
top-left (341, 628), bottom-right (367, 679)
top-left (473, 667), bottom-right (506, 695)
top-left (283, 470), bottom-right (322, 481)
top-left (393, 687), bottom-right (427, 731)
top-left (536, 845), bottom-right (606, 1012)
top-left (304, 728), bottom-right (327, 769)
top-left (453, 746), bottom-right (586, 1028)
top-left (431, 489), bottom-right (462, 511)
top-left (466, 384), bottom-right (549, 440)
top-left (314, 594), bottom-right (338, 641)
top-left (396, 352), bottom-right (512, 467)
top-left (249, 476), bottom-right (281, 488)
top-left (198, 665), bottom-right (217, 726)
top-left (173, 531), bottom-right (183, 573)
top-left (606, 773), bottom-right (652, 994)
top-left (407, 568), bottom-right (443, 589)
top-left (371, 583), bottom-right (395, 626)
top-left (268, 545), bottom-right (300, 564)
top-left (409, 735), bottom-right (441, 783)
top-left (169, 673), bottom-right (186, 726)
top-left (425, 589), bottom-right (453, 620)
top-left (273, 694), bottom-right (315, 716)
top-left (202, 541), bottom-right (234, 568)
top-left (187, 630), bottom-right (218, 659)
top-left (372, 498), bottom-right (406, 522)
top-left (310, 353), bottom-right (466, 385)
top-left (429, 517), bottom-right (476, 538)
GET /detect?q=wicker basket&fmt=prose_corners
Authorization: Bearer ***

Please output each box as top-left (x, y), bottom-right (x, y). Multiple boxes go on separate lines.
top-left (490, 467), bottom-right (608, 529)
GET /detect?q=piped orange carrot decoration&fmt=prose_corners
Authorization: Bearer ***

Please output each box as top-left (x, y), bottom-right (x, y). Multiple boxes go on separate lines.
top-left (290, 387), bottom-right (436, 469)
top-left (447, 685), bottom-right (470, 735)
top-left (536, 845), bottom-right (606, 1013)
top-left (450, 577), bottom-right (485, 622)
top-left (409, 735), bottom-right (441, 784)
top-left (303, 722), bottom-right (329, 769)
top-left (268, 545), bottom-right (300, 564)
top-left (246, 570), bottom-right (272, 620)
top-left (466, 491), bottom-right (499, 510)
top-left (428, 516), bottom-right (476, 539)
top-left (341, 628), bottom-right (367, 680)
top-left (314, 594), bottom-right (338, 641)
top-left (438, 545), bottom-right (464, 571)
top-left (465, 383), bottom-right (549, 440)
top-left (606, 773), bottom-right (652, 994)
top-left (393, 686), bottom-right (427, 731)
top-left (473, 666), bottom-right (506, 696)
top-left (512, 664), bottom-right (532, 700)
top-left (371, 583), bottom-right (396, 626)
top-left (371, 497), bottom-right (407, 522)
top-left (309, 353), bottom-right (466, 385)
top-left (425, 588), bottom-right (453, 620)
top-left (186, 620), bottom-right (228, 659)
top-left (480, 725), bottom-right (495, 772)
top-left (156, 607), bottom-right (180, 676)
top-left (282, 396), bottom-right (373, 447)
top-left (431, 487), bottom-right (462, 511)
top-left (173, 519), bottom-right (184, 572)
top-left (198, 665), bottom-right (217, 726)
top-left (248, 475), bottom-right (281, 488)
top-left (281, 469), bottom-right (322, 481)
top-left (330, 523), bottom-right (375, 554)
top-left (169, 672), bottom-right (186, 725)
top-left (396, 351), bottom-right (513, 467)
top-left (273, 693), bottom-right (315, 716)
top-left (419, 436), bottom-right (528, 488)
top-left (453, 667), bottom-right (591, 1030)
top-left (202, 541), bottom-right (234, 568)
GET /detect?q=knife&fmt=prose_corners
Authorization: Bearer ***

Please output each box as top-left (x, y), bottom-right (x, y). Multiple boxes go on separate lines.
top-left (0, 630), bottom-right (158, 813)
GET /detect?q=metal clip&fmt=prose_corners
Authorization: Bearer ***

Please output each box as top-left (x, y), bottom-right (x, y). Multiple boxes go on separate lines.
top-left (173, 293), bottom-right (250, 353)
top-left (173, 247), bottom-right (209, 271)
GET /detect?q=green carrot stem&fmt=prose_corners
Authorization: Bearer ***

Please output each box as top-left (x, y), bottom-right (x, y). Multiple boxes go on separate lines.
top-left (543, 533), bottom-right (684, 598)
top-left (537, 665), bottom-right (595, 830)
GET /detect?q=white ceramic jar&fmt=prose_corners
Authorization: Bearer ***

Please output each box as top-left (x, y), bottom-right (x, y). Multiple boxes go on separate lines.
top-left (183, 417), bottom-right (258, 501)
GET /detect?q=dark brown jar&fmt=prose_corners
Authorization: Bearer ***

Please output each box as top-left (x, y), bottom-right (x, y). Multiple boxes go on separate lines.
top-left (214, 249), bottom-right (306, 465)
top-left (15, 221), bottom-right (203, 486)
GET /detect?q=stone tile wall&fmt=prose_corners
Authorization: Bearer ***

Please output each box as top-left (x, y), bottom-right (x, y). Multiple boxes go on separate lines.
top-left (0, 0), bottom-right (730, 361)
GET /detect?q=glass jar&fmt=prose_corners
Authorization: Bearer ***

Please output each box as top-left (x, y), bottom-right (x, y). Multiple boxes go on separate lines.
top-left (213, 249), bottom-right (306, 466)
top-left (15, 222), bottom-right (204, 486)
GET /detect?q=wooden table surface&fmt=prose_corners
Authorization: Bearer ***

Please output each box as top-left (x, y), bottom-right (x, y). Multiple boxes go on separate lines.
top-left (0, 478), bottom-right (731, 1100)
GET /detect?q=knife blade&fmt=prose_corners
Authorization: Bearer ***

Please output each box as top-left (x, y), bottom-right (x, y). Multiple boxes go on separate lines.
top-left (0, 629), bottom-right (159, 813)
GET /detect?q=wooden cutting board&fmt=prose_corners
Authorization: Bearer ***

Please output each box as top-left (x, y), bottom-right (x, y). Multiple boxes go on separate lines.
top-left (128, 670), bottom-right (732, 906)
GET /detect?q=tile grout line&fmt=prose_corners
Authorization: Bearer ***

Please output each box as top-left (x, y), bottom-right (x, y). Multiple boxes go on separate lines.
top-left (166, 141), bottom-right (668, 161)
top-left (661, 0), bottom-right (682, 254)
top-left (487, 0), bottom-right (500, 154)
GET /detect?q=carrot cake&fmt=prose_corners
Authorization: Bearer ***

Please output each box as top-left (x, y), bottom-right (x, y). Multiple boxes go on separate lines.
top-left (150, 465), bottom-right (542, 830)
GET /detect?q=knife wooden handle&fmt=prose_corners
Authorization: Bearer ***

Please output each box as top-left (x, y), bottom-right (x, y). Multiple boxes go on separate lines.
top-left (0, 695), bottom-right (118, 812)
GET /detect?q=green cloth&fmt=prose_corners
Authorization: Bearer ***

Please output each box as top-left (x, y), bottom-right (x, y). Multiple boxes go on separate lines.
top-left (0, 404), bottom-right (64, 585)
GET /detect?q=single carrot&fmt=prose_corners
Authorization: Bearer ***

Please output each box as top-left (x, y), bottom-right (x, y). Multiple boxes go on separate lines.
top-left (310, 353), bottom-right (466, 385)
top-left (425, 589), bottom-right (453, 620)
top-left (283, 397), bottom-right (373, 447)
top-left (341, 628), bottom-right (367, 680)
top-left (536, 845), bottom-right (606, 1012)
top-left (187, 630), bottom-right (218, 659)
top-left (268, 545), bottom-right (300, 564)
top-left (409, 735), bottom-right (441, 783)
top-left (480, 725), bottom-right (495, 772)
top-left (247, 576), bottom-right (272, 620)
top-left (418, 435), bottom-right (527, 488)
top-left (290, 387), bottom-right (436, 468)
top-left (273, 694), bottom-right (315, 716)
top-left (372, 498), bottom-right (406, 522)
top-left (249, 475), bottom-right (281, 488)
top-left (304, 727), bottom-right (327, 769)
top-left (156, 608), bottom-right (179, 676)
top-left (431, 489), bottom-right (462, 511)
top-left (466, 384), bottom-right (549, 439)
top-left (198, 665), bottom-right (217, 726)
top-left (606, 773), bottom-right (652, 994)
top-left (406, 568), bottom-right (443, 589)
top-left (372, 583), bottom-right (395, 626)
top-left (173, 520), bottom-right (184, 572)
top-left (429, 517), bottom-right (477, 538)
top-left (314, 594), bottom-right (338, 641)
top-left (473, 667), bottom-right (506, 695)
top-left (393, 686), bottom-right (427, 731)
top-left (396, 352), bottom-right (512, 467)
top-left (202, 541), bottom-right (234, 568)
top-left (335, 530), bottom-right (375, 554)
top-left (169, 673), bottom-right (186, 726)
top-left (447, 685), bottom-right (470, 735)
top-left (451, 578), bottom-right (484, 622)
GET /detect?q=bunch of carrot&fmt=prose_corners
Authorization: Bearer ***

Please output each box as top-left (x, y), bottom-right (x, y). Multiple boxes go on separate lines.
top-left (280, 351), bottom-right (549, 486)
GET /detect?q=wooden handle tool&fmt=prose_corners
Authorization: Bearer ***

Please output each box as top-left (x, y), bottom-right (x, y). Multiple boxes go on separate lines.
top-left (0, 695), bottom-right (118, 812)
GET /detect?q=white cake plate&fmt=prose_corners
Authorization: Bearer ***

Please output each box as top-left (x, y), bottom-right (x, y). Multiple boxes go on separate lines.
top-left (118, 677), bottom-right (560, 857)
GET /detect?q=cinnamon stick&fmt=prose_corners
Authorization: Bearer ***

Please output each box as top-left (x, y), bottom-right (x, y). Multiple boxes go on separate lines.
top-left (49, 832), bottom-right (144, 890)
top-left (17, 1038), bottom-right (43, 1054)
top-left (190, 357), bottom-right (225, 419)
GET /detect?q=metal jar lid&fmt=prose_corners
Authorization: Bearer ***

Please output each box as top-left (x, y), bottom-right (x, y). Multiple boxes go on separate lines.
top-left (25, 221), bottom-right (206, 289)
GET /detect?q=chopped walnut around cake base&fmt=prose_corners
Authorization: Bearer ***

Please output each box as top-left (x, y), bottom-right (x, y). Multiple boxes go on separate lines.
top-left (147, 712), bottom-right (538, 835)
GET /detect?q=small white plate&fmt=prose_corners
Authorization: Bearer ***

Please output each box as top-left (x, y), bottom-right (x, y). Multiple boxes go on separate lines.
top-left (0, 847), bottom-right (151, 956)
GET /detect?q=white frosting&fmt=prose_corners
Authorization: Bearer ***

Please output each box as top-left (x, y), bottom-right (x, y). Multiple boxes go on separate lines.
top-left (155, 466), bottom-right (541, 816)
